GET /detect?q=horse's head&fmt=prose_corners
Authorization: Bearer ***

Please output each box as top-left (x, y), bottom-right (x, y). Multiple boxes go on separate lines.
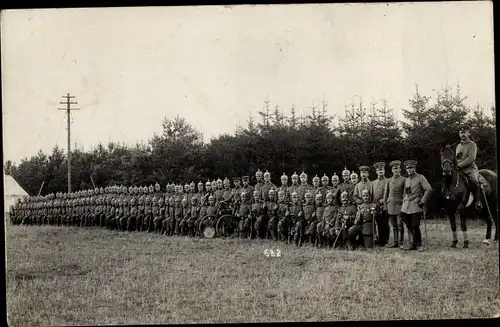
top-left (440, 145), bottom-right (456, 176)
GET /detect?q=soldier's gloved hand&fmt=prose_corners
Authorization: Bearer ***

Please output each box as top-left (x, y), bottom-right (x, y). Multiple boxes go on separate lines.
top-left (418, 202), bottom-right (424, 209)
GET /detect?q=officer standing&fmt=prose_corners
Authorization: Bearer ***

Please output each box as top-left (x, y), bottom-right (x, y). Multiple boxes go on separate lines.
top-left (401, 160), bottom-right (433, 251)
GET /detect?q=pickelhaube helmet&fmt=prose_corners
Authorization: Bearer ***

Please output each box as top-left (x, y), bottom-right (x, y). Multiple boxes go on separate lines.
top-left (342, 167), bottom-right (350, 176)
top-left (281, 173), bottom-right (288, 181)
top-left (197, 181), bottom-right (204, 189)
top-left (321, 174), bottom-right (329, 183)
top-left (332, 173), bottom-right (339, 182)
top-left (255, 169), bottom-right (263, 177)
top-left (326, 191), bottom-right (333, 199)
top-left (205, 180), bottom-right (211, 187)
top-left (291, 191), bottom-right (298, 199)
top-left (128, 186), bottom-right (133, 193)
top-left (190, 181), bottom-right (196, 188)
top-left (145, 195), bottom-right (151, 204)
top-left (263, 170), bottom-right (271, 177)
top-left (305, 191), bottom-right (313, 198)
top-left (149, 185), bottom-right (154, 193)
top-left (216, 178), bottom-right (223, 185)
top-left (155, 182), bottom-right (160, 191)
top-left (223, 177), bottom-right (230, 186)
top-left (313, 175), bottom-right (320, 182)
top-left (300, 171), bottom-right (307, 179)
top-left (291, 172), bottom-right (299, 181)
top-left (350, 172), bottom-right (358, 179)
top-left (341, 190), bottom-right (349, 199)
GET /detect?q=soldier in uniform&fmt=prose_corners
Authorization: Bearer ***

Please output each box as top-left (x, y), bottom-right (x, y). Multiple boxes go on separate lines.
top-left (348, 172), bottom-right (359, 203)
top-left (311, 175), bottom-right (321, 198)
top-left (354, 166), bottom-right (372, 205)
top-left (297, 171), bottom-right (311, 204)
top-left (288, 172), bottom-right (300, 199)
top-left (277, 173), bottom-right (290, 202)
top-left (330, 173), bottom-right (341, 205)
top-left (154, 182), bottom-right (162, 197)
top-left (214, 178), bottom-right (224, 202)
top-left (254, 169), bottom-right (265, 196)
top-left (221, 177), bottom-right (233, 202)
top-left (179, 197), bottom-right (190, 235)
top-left (275, 190), bottom-right (289, 242)
top-left (164, 197), bottom-right (176, 236)
top-left (290, 191), bottom-right (306, 246)
top-left (301, 191), bottom-right (316, 246)
top-left (456, 125), bottom-right (483, 210)
top-left (128, 196), bottom-right (138, 231)
top-left (371, 162), bottom-right (390, 246)
top-left (349, 189), bottom-right (377, 249)
top-left (260, 170), bottom-right (277, 202)
top-left (173, 196), bottom-right (183, 235)
top-left (335, 191), bottom-right (357, 249)
top-left (319, 174), bottom-right (330, 202)
top-left (322, 191), bottom-right (339, 247)
top-left (235, 192), bottom-right (251, 238)
top-left (199, 195), bottom-right (218, 236)
top-left (312, 193), bottom-right (325, 247)
top-left (401, 160), bottom-right (433, 251)
top-left (251, 190), bottom-right (266, 239)
top-left (240, 176), bottom-right (254, 204)
top-left (265, 189), bottom-right (279, 240)
top-left (186, 196), bottom-right (200, 237)
top-left (136, 192), bottom-right (146, 231)
top-left (231, 177), bottom-right (242, 201)
top-left (153, 197), bottom-right (165, 234)
top-left (339, 168), bottom-right (354, 203)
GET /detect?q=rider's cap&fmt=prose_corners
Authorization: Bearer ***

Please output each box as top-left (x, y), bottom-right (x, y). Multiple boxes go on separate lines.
top-left (359, 165), bottom-right (370, 172)
top-left (373, 162), bottom-right (386, 169)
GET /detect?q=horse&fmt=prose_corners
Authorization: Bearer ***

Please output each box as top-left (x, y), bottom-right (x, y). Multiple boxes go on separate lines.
top-left (439, 145), bottom-right (498, 247)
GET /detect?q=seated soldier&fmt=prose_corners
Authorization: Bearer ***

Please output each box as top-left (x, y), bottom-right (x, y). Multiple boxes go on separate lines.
top-left (265, 189), bottom-right (278, 240)
top-left (179, 197), bottom-right (190, 236)
top-left (251, 190), bottom-right (265, 239)
top-left (236, 192), bottom-right (251, 238)
top-left (153, 197), bottom-right (165, 234)
top-left (335, 191), bottom-right (357, 250)
top-left (287, 192), bottom-right (303, 244)
top-left (277, 191), bottom-right (293, 242)
top-left (313, 193), bottom-right (325, 247)
top-left (270, 190), bottom-right (287, 241)
top-left (187, 196), bottom-right (200, 237)
top-left (302, 192), bottom-right (317, 246)
top-left (318, 191), bottom-right (338, 246)
top-left (348, 189), bottom-right (377, 250)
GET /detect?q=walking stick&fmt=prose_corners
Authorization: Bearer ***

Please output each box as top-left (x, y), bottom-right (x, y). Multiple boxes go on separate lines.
top-left (423, 206), bottom-right (428, 248)
top-left (332, 224), bottom-right (345, 249)
top-left (371, 206), bottom-right (377, 248)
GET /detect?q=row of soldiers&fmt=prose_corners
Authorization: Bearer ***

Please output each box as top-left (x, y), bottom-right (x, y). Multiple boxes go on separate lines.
top-left (9, 159), bottom-right (433, 251)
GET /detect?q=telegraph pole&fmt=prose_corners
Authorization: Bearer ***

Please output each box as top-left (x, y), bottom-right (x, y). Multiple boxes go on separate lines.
top-left (58, 93), bottom-right (79, 193)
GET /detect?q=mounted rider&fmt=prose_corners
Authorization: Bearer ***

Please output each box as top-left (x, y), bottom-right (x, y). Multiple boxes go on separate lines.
top-left (456, 125), bottom-right (483, 210)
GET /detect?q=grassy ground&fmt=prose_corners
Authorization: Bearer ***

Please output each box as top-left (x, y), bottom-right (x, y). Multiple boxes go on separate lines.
top-left (5, 219), bottom-right (500, 326)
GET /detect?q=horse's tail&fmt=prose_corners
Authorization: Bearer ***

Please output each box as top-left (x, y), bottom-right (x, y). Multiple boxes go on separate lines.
top-left (478, 169), bottom-right (497, 195)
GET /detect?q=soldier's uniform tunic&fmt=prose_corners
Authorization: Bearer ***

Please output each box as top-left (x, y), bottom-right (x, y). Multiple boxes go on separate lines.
top-left (339, 182), bottom-right (355, 204)
top-left (401, 165), bottom-right (433, 250)
top-left (354, 180), bottom-right (373, 205)
top-left (335, 202), bottom-right (357, 248)
top-left (384, 170), bottom-right (406, 247)
top-left (349, 202), bottom-right (377, 249)
top-left (371, 176), bottom-right (389, 245)
top-left (260, 182), bottom-right (277, 202)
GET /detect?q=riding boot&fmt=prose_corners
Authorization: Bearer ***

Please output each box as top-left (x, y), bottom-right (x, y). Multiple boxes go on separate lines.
top-left (386, 229), bottom-right (399, 248)
top-left (475, 186), bottom-right (483, 210)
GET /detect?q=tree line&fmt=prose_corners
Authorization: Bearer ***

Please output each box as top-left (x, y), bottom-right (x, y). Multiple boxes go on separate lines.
top-left (5, 84), bottom-right (496, 214)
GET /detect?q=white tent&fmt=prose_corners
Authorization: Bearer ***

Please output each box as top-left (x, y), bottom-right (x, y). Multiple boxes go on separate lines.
top-left (4, 173), bottom-right (29, 214)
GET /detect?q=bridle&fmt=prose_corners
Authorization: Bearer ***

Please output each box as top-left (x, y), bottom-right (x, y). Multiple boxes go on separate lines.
top-left (441, 151), bottom-right (460, 200)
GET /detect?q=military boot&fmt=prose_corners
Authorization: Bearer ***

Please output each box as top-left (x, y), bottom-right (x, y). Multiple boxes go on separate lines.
top-left (386, 230), bottom-right (399, 248)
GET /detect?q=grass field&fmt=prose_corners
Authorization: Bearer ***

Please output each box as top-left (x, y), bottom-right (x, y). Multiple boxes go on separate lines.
top-left (5, 219), bottom-right (500, 325)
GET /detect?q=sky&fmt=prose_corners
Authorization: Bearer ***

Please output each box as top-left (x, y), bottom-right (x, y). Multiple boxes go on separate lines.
top-left (1, 2), bottom-right (495, 164)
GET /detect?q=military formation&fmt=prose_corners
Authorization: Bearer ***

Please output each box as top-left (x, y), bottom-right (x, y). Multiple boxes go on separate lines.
top-left (9, 159), bottom-right (434, 251)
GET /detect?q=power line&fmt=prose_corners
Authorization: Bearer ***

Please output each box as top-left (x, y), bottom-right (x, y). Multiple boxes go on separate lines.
top-left (58, 93), bottom-right (79, 193)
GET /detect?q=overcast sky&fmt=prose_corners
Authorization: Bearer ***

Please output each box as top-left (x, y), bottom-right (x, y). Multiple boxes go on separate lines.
top-left (2, 2), bottom-right (495, 164)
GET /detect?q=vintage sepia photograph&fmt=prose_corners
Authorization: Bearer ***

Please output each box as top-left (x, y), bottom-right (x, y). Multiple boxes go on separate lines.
top-left (2, 2), bottom-right (498, 325)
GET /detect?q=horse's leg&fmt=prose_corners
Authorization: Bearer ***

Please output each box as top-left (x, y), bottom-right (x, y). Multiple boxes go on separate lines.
top-left (480, 195), bottom-right (494, 245)
top-left (458, 207), bottom-right (469, 249)
top-left (448, 209), bottom-right (458, 248)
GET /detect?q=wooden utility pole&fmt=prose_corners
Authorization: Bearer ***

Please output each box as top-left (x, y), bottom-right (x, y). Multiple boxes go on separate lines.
top-left (58, 93), bottom-right (79, 193)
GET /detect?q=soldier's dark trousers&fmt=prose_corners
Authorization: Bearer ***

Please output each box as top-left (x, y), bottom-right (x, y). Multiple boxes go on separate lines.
top-left (376, 212), bottom-right (390, 245)
top-left (348, 226), bottom-right (374, 248)
top-left (403, 213), bottom-right (422, 247)
top-left (389, 214), bottom-right (404, 246)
